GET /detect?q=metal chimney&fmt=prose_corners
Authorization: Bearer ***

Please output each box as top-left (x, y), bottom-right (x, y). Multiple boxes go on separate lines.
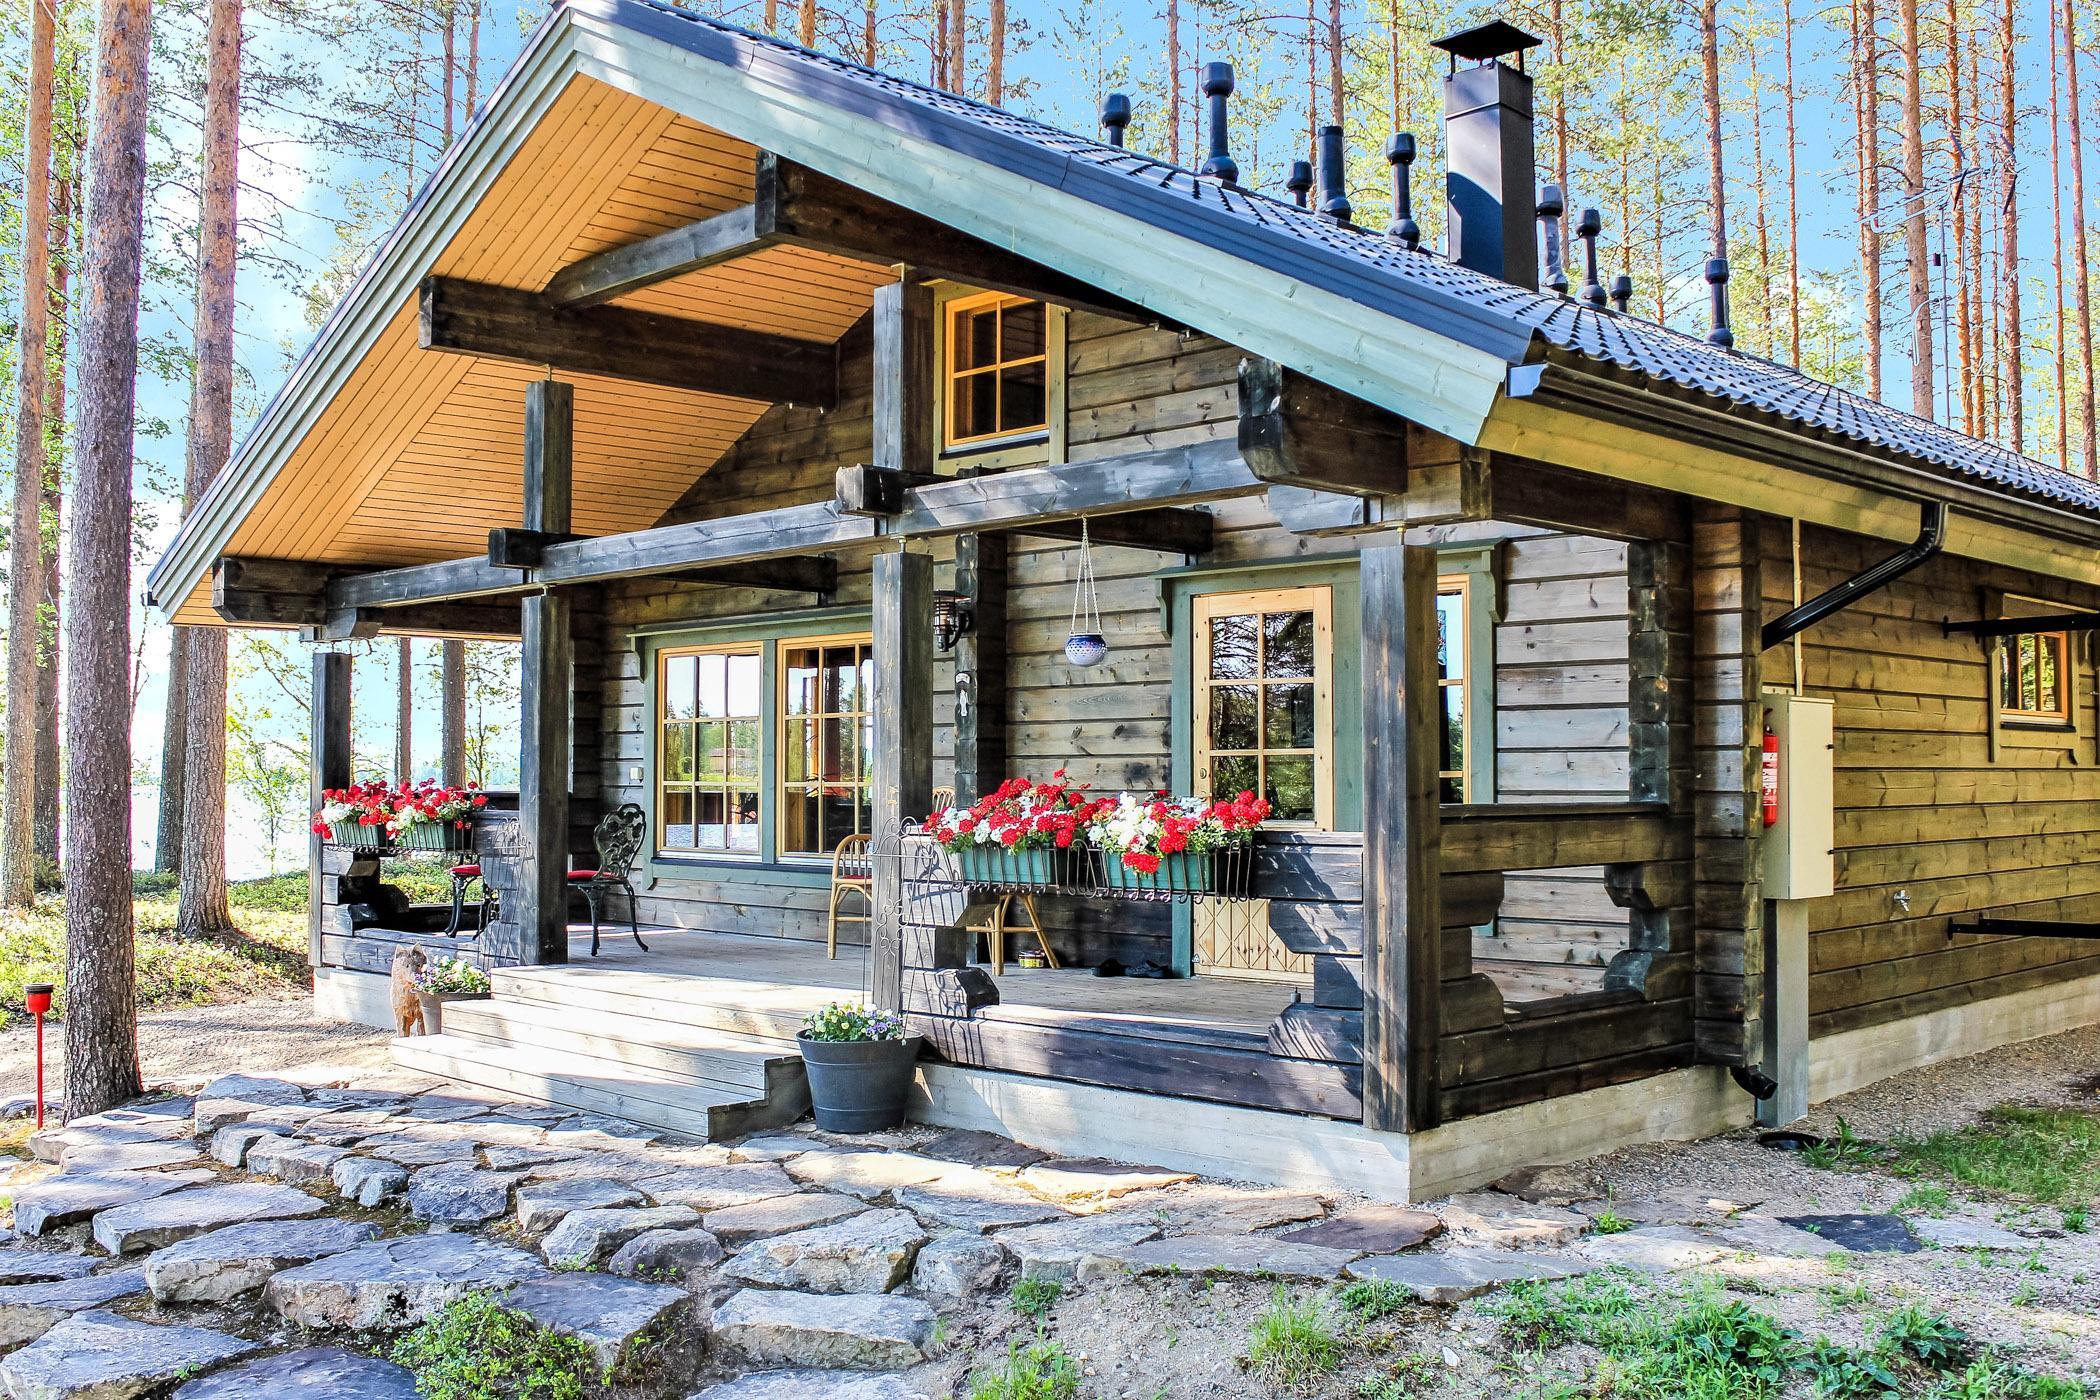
top-left (1430, 20), bottom-right (1543, 289)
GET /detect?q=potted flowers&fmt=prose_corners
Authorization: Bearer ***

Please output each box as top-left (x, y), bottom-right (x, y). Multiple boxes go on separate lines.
top-left (797, 1002), bottom-right (921, 1133)
top-left (1088, 790), bottom-right (1271, 895)
top-left (312, 781), bottom-right (397, 849)
top-left (412, 955), bottom-right (491, 1035)
top-left (925, 771), bottom-right (1109, 887)
top-left (388, 780), bottom-right (488, 852)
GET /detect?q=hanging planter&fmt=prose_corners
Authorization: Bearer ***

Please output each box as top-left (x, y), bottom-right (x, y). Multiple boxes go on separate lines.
top-left (1063, 517), bottom-right (1109, 667)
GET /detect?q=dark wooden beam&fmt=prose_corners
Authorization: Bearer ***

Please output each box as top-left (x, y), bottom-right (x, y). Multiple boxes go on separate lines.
top-left (872, 275), bottom-right (936, 475)
top-left (329, 555), bottom-right (523, 609)
top-left (1359, 540), bottom-right (1443, 1134)
top-left (299, 603), bottom-right (523, 642)
top-left (515, 379), bottom-right (574, 968)
top-left (418, 277), bottom-right (838, 406)
top-left (544, 201), bottom-right (779, 309)
top-left (666, 558), bottom-right (839, 594)
top-left (308, 653), bottom-right (352, 968)
top-left (836, 464), bottom-right (940, 516)
top-left (952, 533), bottom-right (1007, 804)
top-left (1485, 456), bottom-right (1687, 544)
top-left (885, 440), bottom-right (1260, 537)
top-left (871, 549), bottom-right (934, 1011)
top-left (1010, 511), bottom-right (1214, 556)
top-left (488, 528), bottom-right (582, 569)
top-left (1944, 609), bottom-right (2100, 638)
top-left (1238, 358), bottom-right (1410, 496)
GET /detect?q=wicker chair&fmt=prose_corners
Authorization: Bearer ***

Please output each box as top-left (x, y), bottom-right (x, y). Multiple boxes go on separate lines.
top-left (569, 803), bottom-right (649, 957)
top-left (826, 832), bottom-right (874, 959)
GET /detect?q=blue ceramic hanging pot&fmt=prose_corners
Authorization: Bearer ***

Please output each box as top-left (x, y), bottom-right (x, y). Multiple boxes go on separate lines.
top-left (1064, 632), bottom-right (1108, 667)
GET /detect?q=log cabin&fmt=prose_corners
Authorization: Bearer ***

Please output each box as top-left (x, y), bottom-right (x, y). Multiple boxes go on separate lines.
top-left (148, 0), bottom-right (2100, 1199)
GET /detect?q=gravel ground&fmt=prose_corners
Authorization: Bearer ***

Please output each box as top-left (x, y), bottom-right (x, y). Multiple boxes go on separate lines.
top-left (0, 996), bottom-right (393, 1101)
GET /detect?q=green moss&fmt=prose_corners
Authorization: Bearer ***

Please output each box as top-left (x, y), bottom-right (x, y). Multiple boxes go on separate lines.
top-left (389, 1292), bottom-right (598, 1400)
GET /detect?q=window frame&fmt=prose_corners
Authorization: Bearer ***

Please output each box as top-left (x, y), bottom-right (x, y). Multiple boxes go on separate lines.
top-left (1997, 628), bottom-right (2072, 727)
top-left (774, 631), bottom-right (877, 861)
top-left (652, 641), bottom-right (764, 859)
top-left (933, 285), bottom-right (1067, 472)
top-left (1189, 584), bottom-right (1338, 832)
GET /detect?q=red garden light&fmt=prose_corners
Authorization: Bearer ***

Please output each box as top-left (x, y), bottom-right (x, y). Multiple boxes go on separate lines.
top-left (23, 982), bottom-right (52, 1129)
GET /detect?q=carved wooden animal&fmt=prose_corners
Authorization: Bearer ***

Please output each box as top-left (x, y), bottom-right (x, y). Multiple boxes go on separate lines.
top-left (390, 947), bottom-right (427, 1036)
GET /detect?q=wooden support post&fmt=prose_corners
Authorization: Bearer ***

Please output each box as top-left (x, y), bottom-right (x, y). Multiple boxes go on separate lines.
top-left (870, 549), bottom-right (934, 1011)
top-left (515, 380), bottom-right (574, 967)
top-left (308, 652), bottom-right (352, 969)
top-left (1609, 536), bottom-right (1696, 995)
top-left (952, 533), bottom-right (1007, 803)
top-left (872, 275), bottom-right (935, 475)
top-left (1359, 540), bottom-right (1444, 1133)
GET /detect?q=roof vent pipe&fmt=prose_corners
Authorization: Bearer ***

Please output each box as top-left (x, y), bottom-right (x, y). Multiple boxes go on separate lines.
top-left (1705, 257), bottom-right (1735, 347)
top-left (1609, 273), bottom-right (1632, 313)
top-left (1430, 20), bottom-right (1542, 289)
top-left (1575, 207), bottom-right (1605, 308)
top-left (1316, 124), bottom-right (1352, 223)
top-left (1199, 64), bottom-right (1238, 183)
top-left (1286, 160), bottom-right (1313, 207)
top-left (1536, 184), bottom-right (1568, 294)
top-left (1100, 93), bottom-right (1131, 147)
top-left (1385, 134), bottom-right (1420, 248)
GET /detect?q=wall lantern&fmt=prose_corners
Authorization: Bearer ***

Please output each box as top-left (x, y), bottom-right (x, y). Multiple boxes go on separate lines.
top-left (932, 589), bottom-right (974, 654)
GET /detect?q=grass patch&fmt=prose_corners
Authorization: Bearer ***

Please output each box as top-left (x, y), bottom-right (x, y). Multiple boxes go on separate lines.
top-left (390, 1291), bottom-right (598, 1400)
top-left (1246, 1283), bottom-right (1342, 1391)
top-left (1886, 1106), bottom-right (2100, 1207)
top-left (1896, 1184), bottom-right (1954, 1216)
top-left (1336, 1277), bottom-right (1412, 1322)
top-left (968, 1332), bottom-right (1082, 1400)
top-left (1593, 1210), bottom-right (1634, 1234)
top-left (1009, 1275), bottom-right (1064, 1319)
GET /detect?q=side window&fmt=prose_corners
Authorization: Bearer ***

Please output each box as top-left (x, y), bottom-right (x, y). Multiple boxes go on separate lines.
top-left (1191, 586), bottom-right (1334, 829)
top-left (1999, 629), bottom-right (2071, 727)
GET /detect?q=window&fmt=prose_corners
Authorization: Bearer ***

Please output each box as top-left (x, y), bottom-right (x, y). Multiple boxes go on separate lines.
top-left (1437, 575), bottom-right (1470, 803)
top-left (779, 635), bottom-right (876, 856)
top-left (945, 292), bottom-right (1049, 451)
top-left (1999, 629), bottom-right (2071, 724)
top-left (656, 646), bottom-right (762, 854)
top-left (1192, 586), bottom-right (1334, 828)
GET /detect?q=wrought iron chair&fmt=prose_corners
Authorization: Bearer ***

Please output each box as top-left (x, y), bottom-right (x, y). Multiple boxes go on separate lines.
top-left (827, 832), bottom-right (874, 959)
top-left (443, 860), bottom-right (490, 936)
top-left (569, 803), bottom-right (649, 957)
top-left (931, 786), bottom-right (955, 812)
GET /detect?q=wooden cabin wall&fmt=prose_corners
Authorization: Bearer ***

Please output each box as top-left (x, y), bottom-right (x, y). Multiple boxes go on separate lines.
top-left (1764, 521), bottom-right (2100, 1039)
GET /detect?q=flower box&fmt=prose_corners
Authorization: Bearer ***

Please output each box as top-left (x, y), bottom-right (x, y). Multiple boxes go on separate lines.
top-left (951, 845), bottom-right (1057, 887)
top-left (395, 821), bottom-right (468, 853)
top-left (326, 823), bottom-right (385, 850)
top-left (1103, 851), bottom-right (1210, 895)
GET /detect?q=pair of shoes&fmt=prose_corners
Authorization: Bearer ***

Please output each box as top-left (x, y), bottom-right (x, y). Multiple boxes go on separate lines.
top-left (1092, 958), bottom-right (1125, 978)
top-left (1128, 958), bottom-right (1172, 979)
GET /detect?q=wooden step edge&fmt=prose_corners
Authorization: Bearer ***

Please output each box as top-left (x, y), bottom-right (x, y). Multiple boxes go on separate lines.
top-left (438, 1015), bottom-right (792, 1097)
top-left (444, 997), bottom-right (803, 1057)
top-left (391, 1034), bottom-right (763, 1114)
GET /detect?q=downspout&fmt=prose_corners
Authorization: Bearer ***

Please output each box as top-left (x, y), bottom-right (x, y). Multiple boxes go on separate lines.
top-left (1760, 501), bottom-right (1950, 650)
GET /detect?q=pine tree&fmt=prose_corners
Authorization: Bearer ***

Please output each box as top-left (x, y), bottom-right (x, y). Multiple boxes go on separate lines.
top-left (2000, 0), bottom-right (2021, 452)
top-left (2065, 0), bottom-right (2096, 473)
top-left (1858, 0), bottom-right (1885, 399)
top-left (2053, 0), bottom-right (2070, 466)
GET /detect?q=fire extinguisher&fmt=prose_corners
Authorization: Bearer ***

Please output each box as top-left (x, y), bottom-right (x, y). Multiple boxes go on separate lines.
top-left (1760, 711), bottom-right (1781, 828)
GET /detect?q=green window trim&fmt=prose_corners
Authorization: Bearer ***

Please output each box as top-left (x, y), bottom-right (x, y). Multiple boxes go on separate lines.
top-left (633, 610), bottom-right (872, 884)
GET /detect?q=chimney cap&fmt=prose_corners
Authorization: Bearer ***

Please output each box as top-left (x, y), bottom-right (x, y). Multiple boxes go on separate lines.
top-left (1202, 62), bottom-right (1234, 96)
top-left (1430, 20), bottom-right (1544, 66)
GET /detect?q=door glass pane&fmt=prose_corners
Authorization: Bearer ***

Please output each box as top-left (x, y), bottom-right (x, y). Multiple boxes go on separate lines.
top-left (784, 649), bottom-right (819, 717)
top-left (1212, 754), bottom-right (1259, 802)
top-left (662, 723), bottom-right (694, 783)
top-left (662, 655), bottom-right (697, 720)
top-left (661, 789), bottom-right (695, 849)
top-left (1266, 756), bottom-right (1316, 822)
top-left (1208, 614), bottom-right (1258, 679)
top-left (1442, 687), bottom-right (1465, 777)
top-left (1264, 611), bottom-right (1314, 677)
top-left (780, 787), bottom-right (819, 854)
top-left (1264, 683), bottom-right (1315, 749)
top-left (1210, 686), bottom-right (1258, 750)
top-left (781, 718), bottom-right (812, 784)
top-left (1436, 592), bottom-right (1465, 680)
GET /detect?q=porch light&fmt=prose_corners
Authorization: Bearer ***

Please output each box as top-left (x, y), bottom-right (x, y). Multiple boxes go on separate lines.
top-left (932, 589), bottom-right (973, 653)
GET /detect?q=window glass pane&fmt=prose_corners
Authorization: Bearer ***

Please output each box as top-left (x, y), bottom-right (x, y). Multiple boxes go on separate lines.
top-left (956, 304), bottom-right (998, 371)
top-left (781, 718), bottom-right (813, 784)
top-left (1266, 756), bottom-right (1316, 823)
top-left (726, 793), bottom-right (760, 852)
top-left (1437, 591), bottom-right (1465, 680)
top-left (729, 719), bottom-right (760, 783)
top-left (1264, 683), bottom-right (1315, 749)
top-left (1208, 614), bottom-right (1258, 680)
top-left (1000, 301), bottom-right (1045, 359)
top-left (2021, 635), bottom-right (2040, 711)
top-left (694, 721), bottom-right (727, 782)
top-left (662, 723), bottom-right (694, 783)
top-left (826, 646), bottom-right (861, 712)
top-left (950, 370), bottom-right (996, 441)
top-left (2039, 635), bottom-right (2062, 710)
top-left (1440, 775), bottom-right (1465, 804)
top-left (695, 653), bottom-right (728, 717)
top-left (783, 648), bottom-right (819, 717)
top-left (662, 654), bottom-right (697, 720)
top-left (1212, 754), bottom-right (1259, 802)
top-left (695, 790), bottom-right (728, 850)
top-left (1265, 611), bottom-right (1314, 678)
top-left (727, 651), bottom-right (761, 716)
top-left (1210, 685), bottom-right (1258, 750)
top-left (661, 788), bottom-right (695, 849)
top-left (999, 361), bottom-right (1047, 434)
top-left (780, 786), bottom-right (819, 854)
top-left (1442, 685), bottom-right (1465, 778)
top-left (1999, 644), bottom-right (2018, 709)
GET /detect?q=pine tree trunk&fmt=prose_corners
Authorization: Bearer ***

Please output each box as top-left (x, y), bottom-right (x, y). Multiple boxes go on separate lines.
top-left (441, 0), bottom-right (455, 143)
top-left (986, 0), bottom-right (1003, 103)
top-left (66, 0), bottom-right (154, 1119)
top-left (1860, 0), bottom-right (1885, 399)
top-left (176, 0), bottom-right (240, 940)
top-left (799, 0), bottom-right (815, 48)
top-left (948, 0), bottom-right (964, 89)
top-left (864, 0), bottom-right (876, 65)
top-left (1949, 0), bottom-right (1974, 432)
top-left (2053, 0), bottom-right (2070, 467)
top-left (441, 640), bottom-right (466, 787)
top-left (2066, 0), bottom-right (2097, 474)
top-left (1166, 0), bottom-right (1180, 164)
top-left (1751, 46), bottom-right (1773, 352)
top-left (1900, 0), bottom-right (1934, 416)
top-left (3, 0), bottom-right (58, 907)
top-left (1326, 0), bottom-right (1344, 125)
top-left (33, 167), bottom-right (70, 870)
top-left (2002, 0), bottom-right (2022, 452)
top-left (396, 636), bottom-right (414, 784)
top-left (1785, 0), bottom-right (1801, 364)
top-left (465, 0), bottom-right (480, 116)
top-left (1700, 0), bottom-right (1727, 260)
top-left (153, 634), bottom-right (187, 872)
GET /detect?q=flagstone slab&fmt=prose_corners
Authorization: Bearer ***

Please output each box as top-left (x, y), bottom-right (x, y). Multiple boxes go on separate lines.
top-left (170, 1346), bottom-right (419, 1400)
top-left (1000, 1215), bottom-right (1162, 1284)
top-left (207, 1126), bottom-right (275, 1169)
top-left (1157, 1189), bottom-right (1329, 1236)
top-left (727, 1135), bottom-right (827, 1163)
top-left (1572, 1226), bottom-right (1736, 1272)
top-left (1775, 1214), bottom-right (1922, 1254)
top-left (893, 1184), bottom-right (1064, 1235)
top-left (29, 1127), bottom-right (176, 1167)
top-left (93, 1182), bottom-right (328, 1255)
top-left (0, 1309), bottom-right (257, 1400)
top-left (56, 1140), bottom-right (202, 1175)
top-left (517, 1152), bottom-right (674, 1185)
top-left (1488, 1163), bottom-right (1609, 1207)
top-left (331, 1157), bottom-right (409, 1208)
top-left (10, 1171), bottom-right (214, 1238)
top-left (910, 1233), bottom-right (1007, 1296)
top-left (358, 1137), bottom-right (478, 1168)
top-left (704, 1192), bottom-right (867, 1249)
top-left (0, 1252), bottom-right (97, 1287)
top-left (481, 1145), bottom-right (588, 1172)
top-left (913, 1129), bottom-right (1050, 1171)
top-left (1086, 1233), bottom-right (1358, 1283)
top-left (689, 1370), bottom-right (932, 1399)
top-left (246, 1140), bottom-right (349, 1185)
top-left (723, 1209), bottom-right (927, 1294)
top-left (637, 1164), bottom-right (799, 1212)
top-left (0, 1271), bottom-right (149, 1349)
top-left (143, 1217), bottom-right (381, 1303)
top-left (1580, 1191), bottom-right (1744, 1228)
top-left (406, 1165), bottom-right (520, 1225)
top-left (514, 1178), bottom-right (645, 1234)
top-left (542, 1206), bottom-right (699, 1270)
top-left (1281, 1206), bottom-right (1442, 1254)
top-left (1908, 1216), bottom-right (2033, 1251)
top-left (606, 1227), bottom-right (725, 1283)
top-left (1707, 1214), bottom-right (1846, 1260)
top-left (1015, 1158), bottom-right (1196, 1204)
top-left (503, 1273), bottom-right (691, 1374)
top-left (709, 1289), bottom-right (935, 1370)
top-left (1443, 1194), bottom-right (1592, 1249)
top-left (265, 1232), bottom-right (550, 1330)
top-left (782, 1153), bottom-right (961, 1201)
top-left (1344, 1247), bottom-right (1586, 1303)
top-left (198, 1075), bottom-right (307, 1108)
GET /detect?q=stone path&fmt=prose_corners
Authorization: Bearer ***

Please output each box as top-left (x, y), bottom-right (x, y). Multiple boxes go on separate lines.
top-left (0, 1064), bottom-right (2084, 1398)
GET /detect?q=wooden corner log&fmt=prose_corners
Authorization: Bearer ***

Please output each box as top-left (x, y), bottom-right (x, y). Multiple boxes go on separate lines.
top-left (1237, 358), bottom-right (1411, 496)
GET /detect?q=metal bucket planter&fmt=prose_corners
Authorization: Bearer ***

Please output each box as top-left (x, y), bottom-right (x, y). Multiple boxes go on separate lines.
top-left (798, 1034), bottom-right (924, 1133)
top-left (415, 990), bottom-right (489, 1036)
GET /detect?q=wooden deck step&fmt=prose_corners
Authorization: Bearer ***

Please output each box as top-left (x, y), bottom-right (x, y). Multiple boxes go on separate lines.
top-left (488, 965), bottom-right (826, 1041)
top-left (440, 996), bottom-right (802, 1098)
top-left (389, 1030), bottom-right (809, 1141)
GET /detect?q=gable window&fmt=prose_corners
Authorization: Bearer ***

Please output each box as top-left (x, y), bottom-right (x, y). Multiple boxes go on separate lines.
top-left (779, 636), bottom-right (876, 856)
top-left (936, 288), bottom-right (1066, 468)
top-left (657, 645), bottom-right (762, 854)
top-left (1999, 628), bottom-right (2071, 725)
top-left (1192, 586), bottom-right (1335, 828)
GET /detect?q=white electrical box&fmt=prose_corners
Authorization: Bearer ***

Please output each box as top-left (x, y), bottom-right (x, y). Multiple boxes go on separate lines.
top-left (1761, 690), bottom-right (1835, 900)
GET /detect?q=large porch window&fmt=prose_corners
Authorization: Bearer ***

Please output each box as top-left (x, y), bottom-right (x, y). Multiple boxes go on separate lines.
top-left (655, 645), bottom-right (763, 854)
top-left (779, 636), bottom-right (876, 856)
